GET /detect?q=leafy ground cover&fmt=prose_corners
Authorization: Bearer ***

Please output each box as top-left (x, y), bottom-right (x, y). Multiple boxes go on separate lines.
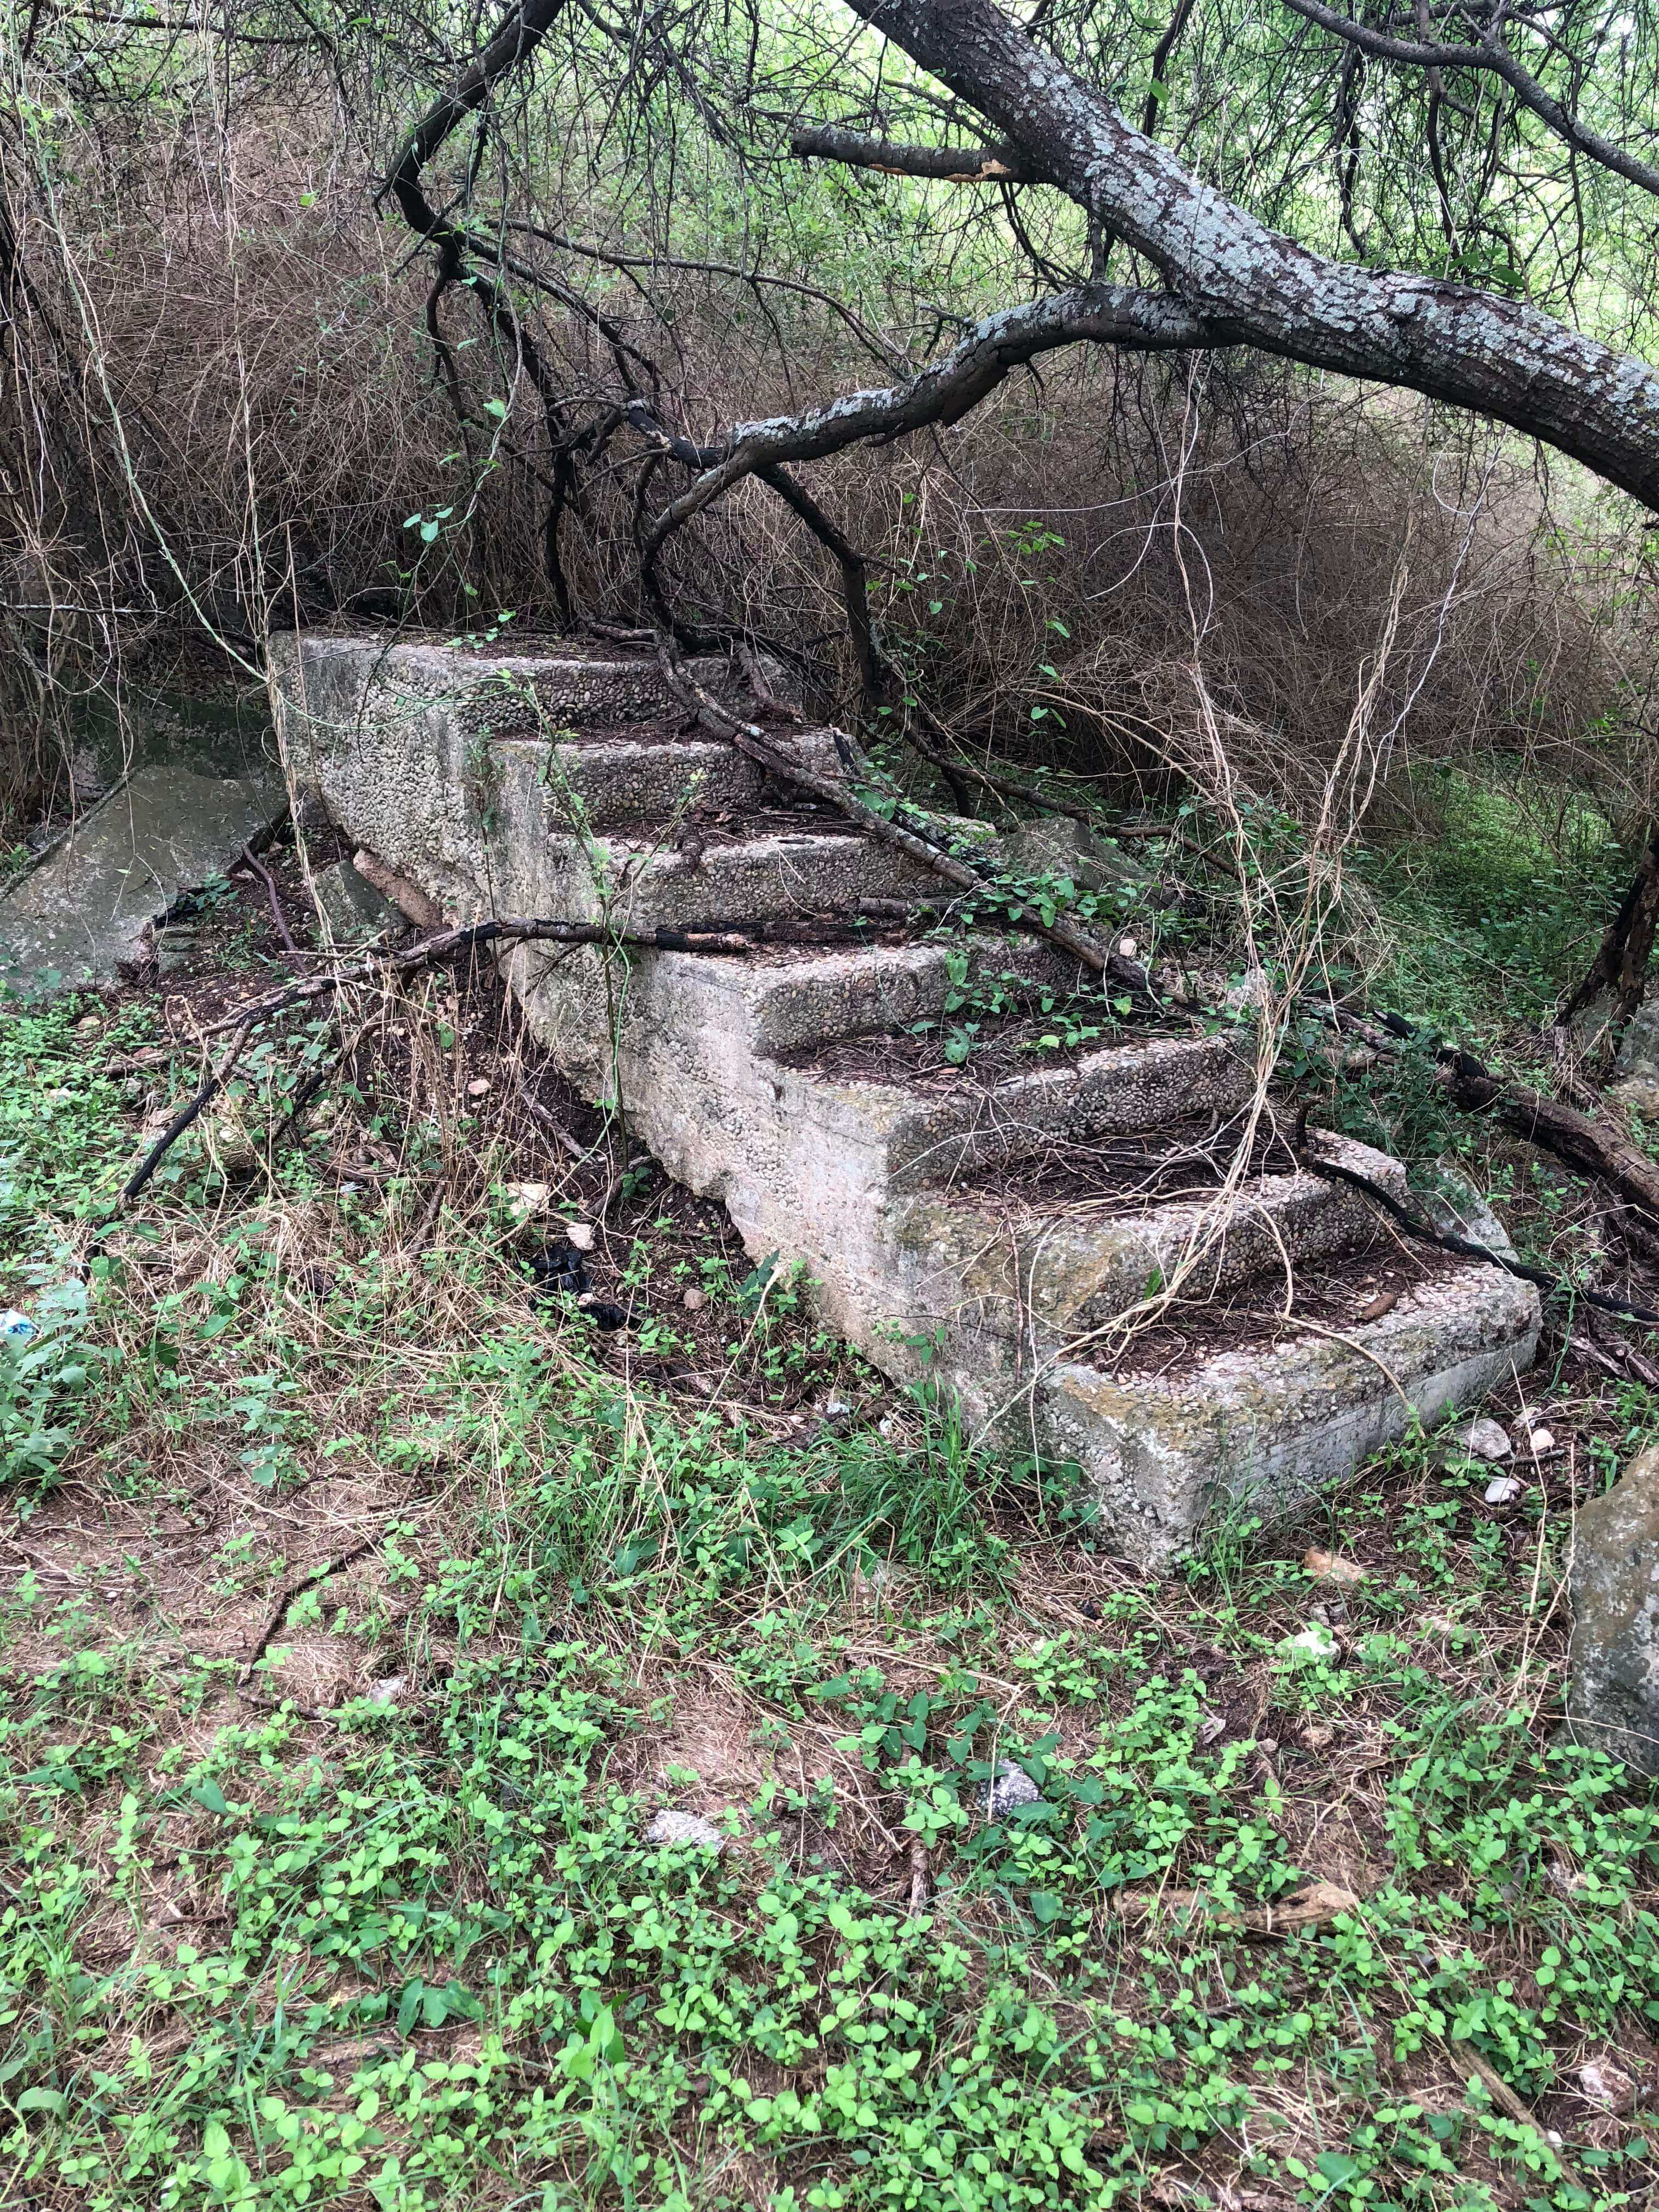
top-left (1, 819), bottom-right (1657, 2212)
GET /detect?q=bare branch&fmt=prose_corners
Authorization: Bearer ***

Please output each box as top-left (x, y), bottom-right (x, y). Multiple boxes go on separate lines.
top-left (639, 284), bottom-right (1216, 565)
top-left (1280, 0), bottom-right (1659, 198)
top-left (791, 121), bottom-right (1033, 182)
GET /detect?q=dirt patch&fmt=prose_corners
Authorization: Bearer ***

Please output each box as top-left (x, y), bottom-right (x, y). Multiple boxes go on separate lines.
top-left (1103, 1240), bottom-right (1470, 1378)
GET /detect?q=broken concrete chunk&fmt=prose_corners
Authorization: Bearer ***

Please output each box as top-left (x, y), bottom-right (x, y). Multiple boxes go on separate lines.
top-left (352, 848), bottom-right (443, 929)
top-left (313, 855), bottom-right (401, 944)
top-left (1000, 815), bottom-right (1149, 898)
top-left (1447, 1415), bottom-right (1513, 1463)
top-left (0, 761), bottom-right (287, 994)
top-left (1566, 1443), bottom-right (1659, 1776)
top-left (644, 1809), bottom-right (725, 1852)
top-left (978, 1764), bottom-right (1043, 1816)
top-left (1419, 1160), bottom-right (1516, 1259)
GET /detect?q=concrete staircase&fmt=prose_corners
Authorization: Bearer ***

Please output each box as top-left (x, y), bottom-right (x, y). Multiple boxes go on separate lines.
top-left (269, 632), bottom-right (1539, 1562)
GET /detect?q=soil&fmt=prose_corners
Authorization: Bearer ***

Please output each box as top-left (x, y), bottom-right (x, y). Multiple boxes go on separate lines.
top-left (1102, 1240), bottom-right (1470, 1379)
top-left (775, 1000), bottom-right (1194, 1087)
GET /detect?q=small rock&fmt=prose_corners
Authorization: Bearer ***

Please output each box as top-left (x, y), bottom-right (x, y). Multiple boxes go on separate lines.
top-left (368, 1674), bottom-right (407, 1706)
top-left (1577, 2057), bottom-right (1636, 2114)
top-left (878, 1415), bottom-right (899, 1439)
top-left (978, 1764), bottom-right (1043, 1817)
top-left (1484, 1474), bottom-right (1524, 1506)
top-left (562, 1220), bottom-right (595, 1251)
top-left (1118, 936), bottom-right (1138, 961)
top-left (1196, 1711), bottom-right (1226, 1746)
top-left (645, 1809), bottom-right (725, 1852)
top-left (466, 1077), bottom-right (492, 1098)
top-left (821, 1393), bottom-right (853, 1419)
top-left (1283, 1622), bottom-right (1339, 1661)
top-left (1566, 1442), bottom-right (1659, 1776)
top-left (682, 1286), bottom-right (708, 1312)
top-left (1301, 1722), bottom-right (1335, 1752)
top-left (1447, 1415), bottom-right (1512, 1463)
top-left (1303, 1547), bottom-right (1365, 1585)
top-left (75, 1013), bottom-right (101, 1033)
top-left (503, 1180), bottom-right (553, 1224)
top-left (1528, 1427), bottom-right (1555, 1454)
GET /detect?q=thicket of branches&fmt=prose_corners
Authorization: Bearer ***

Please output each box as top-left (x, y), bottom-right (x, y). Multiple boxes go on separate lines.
top-left (1, 0), bottom-right (1656, 832)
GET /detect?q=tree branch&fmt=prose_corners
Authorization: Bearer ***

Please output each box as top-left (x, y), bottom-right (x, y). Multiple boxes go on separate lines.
top-left (638, 283), bottom-right (1216, 569)
top-left (791, 122), bottom-right (1032, 182)
top-left (844, 0), bottom-right (1659, 512)
top-left (1280, 0), bottom-right (1659, 198)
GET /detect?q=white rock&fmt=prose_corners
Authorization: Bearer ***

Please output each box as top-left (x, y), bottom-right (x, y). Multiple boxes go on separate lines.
top-left (562, 1220), bottom-right (596, 1251)
top-left (1528, 1427), bottom-right (1555, 1454)
top-left (368, 1674), bottom-right (407, 1706)
top-left (466, 1077), bottom-right (492, 1098)
top-left (979, 1764), bottom-right (1043, 1816)
top-left (1577, 2057), bottom-right (1635, 2114)
top-left (1484, 1475), bottom-right (1523, 1506)
top-left (682, 1286), bottom-right (707, 1312)
top-left (1283, 1622), bottom-right (1339, 1661)
top-left (503, 1180), bottom-right (553, 1222)
top-left (1118, 936), bottom-right (1138, 961)
top-left (644, 1809), bottom-right (725, 1852)
top-left (1449, 1416), bottom-right (1512, 1462)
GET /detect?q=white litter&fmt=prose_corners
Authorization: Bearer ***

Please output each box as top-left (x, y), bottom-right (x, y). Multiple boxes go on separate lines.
top-left (645, 1809), bottom-right (725, 1852)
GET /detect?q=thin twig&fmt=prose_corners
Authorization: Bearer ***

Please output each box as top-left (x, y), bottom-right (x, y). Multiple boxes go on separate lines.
top-left (238, 843), bottom-right (298, 956)
top-left (122, 1018), bottom-right (257, 1204)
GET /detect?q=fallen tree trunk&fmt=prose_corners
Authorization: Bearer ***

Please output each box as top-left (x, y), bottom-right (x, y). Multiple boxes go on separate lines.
top-left (1333, 1008), bottom-right (1659, 1227)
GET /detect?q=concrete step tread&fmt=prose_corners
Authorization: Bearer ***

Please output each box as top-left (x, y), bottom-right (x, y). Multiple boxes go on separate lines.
top-left (888, 1133), bottom-right (1406, 1338)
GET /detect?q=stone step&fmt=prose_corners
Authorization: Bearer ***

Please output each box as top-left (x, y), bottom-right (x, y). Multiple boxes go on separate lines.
top-left (272, 631), bottom-right (749, 740)
top-left (887, 1132), bottom-right (1406, 1344)
top-left (552, 826), bottom-right (942, 932)
top-left (534, 728), bottom-right (849, 830)
top-left (1036, 1258), bottom-right (1539, 1563)
top-left (269, 627), bottom-right (1541, 1566)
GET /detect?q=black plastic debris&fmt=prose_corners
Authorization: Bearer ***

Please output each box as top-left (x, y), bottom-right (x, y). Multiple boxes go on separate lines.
top-left (526, 1242), bottom-right (589, 1299)
top-left (575, 1295), bottom-right (629, 1333)
top-left (524, 1245), bottom-right (630, 1331)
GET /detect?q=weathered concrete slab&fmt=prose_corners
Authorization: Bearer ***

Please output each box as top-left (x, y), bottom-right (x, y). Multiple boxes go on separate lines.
top-left (1567, 1443), bottom-right (1659, 1776)
top-left (313, 856), bottom-right (402, 945)
top-left (0, 762), bottom-right (287, 993)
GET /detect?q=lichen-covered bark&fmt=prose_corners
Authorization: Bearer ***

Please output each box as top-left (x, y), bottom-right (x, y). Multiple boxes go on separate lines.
top-left (852, 0), bottom-right (1659, 510)
top-left (644, 284), bottom-right (1214, 554)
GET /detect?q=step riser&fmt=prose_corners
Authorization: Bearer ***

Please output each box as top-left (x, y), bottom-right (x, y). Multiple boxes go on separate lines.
top-left (543, 835), bottom-right (936, 932)
top-left (878, 1036), bottom-right (1252, 1188)
top-left (535, 729), bottom-right (850, 831)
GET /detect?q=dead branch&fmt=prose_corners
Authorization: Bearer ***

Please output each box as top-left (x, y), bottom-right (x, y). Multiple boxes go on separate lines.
top-left (1280, 0), bottom-right (1659, 198)
top-left (1295, 1119), bottom-right (1659, 1329)
top-left (791, 123), bottom-right (1034, 183)
top-left (237, 843), bottom-right (297, 956)
top-left (658, 645), bottom-right (1158, 1002)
